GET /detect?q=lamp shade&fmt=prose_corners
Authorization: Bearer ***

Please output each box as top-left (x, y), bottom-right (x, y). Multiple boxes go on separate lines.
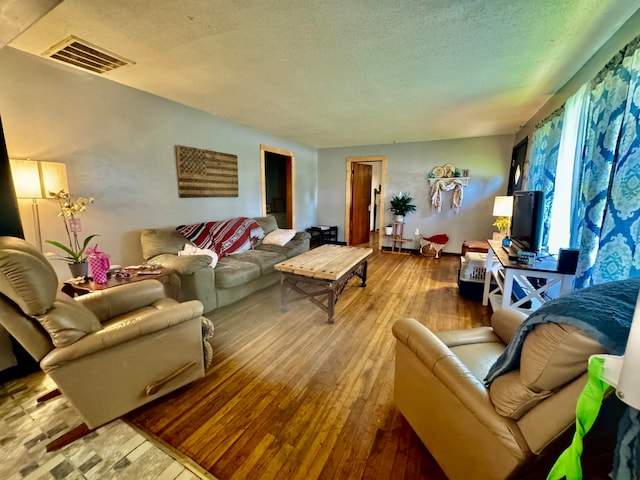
top-left (9, 159), bottom-right (68, 199)
top-left (9, 159), bottom-right (42, 198)
top-left (39, 161), bottom-right (69, 196)
top-left (492, 196), bottom-right (513, 217)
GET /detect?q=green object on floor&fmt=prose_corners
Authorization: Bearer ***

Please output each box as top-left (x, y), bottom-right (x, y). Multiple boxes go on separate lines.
top-left (546, 356), bottom-right (610, 480)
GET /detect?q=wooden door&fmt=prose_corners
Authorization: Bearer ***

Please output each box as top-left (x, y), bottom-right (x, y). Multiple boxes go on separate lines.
top-left (350, 163), bottom-right (372, 245)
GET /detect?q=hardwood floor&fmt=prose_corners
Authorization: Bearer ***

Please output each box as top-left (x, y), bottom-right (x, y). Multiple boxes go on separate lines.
top-left (127, 248), bottom-right (491, 480)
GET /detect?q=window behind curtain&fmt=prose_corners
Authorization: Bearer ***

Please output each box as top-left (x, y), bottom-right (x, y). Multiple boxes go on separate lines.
top-left (546, 85), bottom-right (589, 253)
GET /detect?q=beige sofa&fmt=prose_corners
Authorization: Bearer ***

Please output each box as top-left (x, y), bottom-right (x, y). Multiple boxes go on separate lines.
top-left (140, 215), bottom-right (310, 313)
top-left (392, 309), bottom-right (624, 480)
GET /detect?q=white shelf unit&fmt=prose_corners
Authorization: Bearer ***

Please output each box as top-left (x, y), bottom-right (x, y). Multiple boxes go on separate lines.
top-left (428, 177), bottom-right (470, 187)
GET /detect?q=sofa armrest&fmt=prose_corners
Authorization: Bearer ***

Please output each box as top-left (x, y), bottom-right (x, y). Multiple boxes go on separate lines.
top-left (41, 301), bottom-right (204, 368)
top-left (149, 253), bottom-right (213, 275)
top-left (76, 280), bottom-right (167, 322)
top-left (491, 309), bottom-right (527, 345)
top-left (281, 231), bottom-right (311, 254)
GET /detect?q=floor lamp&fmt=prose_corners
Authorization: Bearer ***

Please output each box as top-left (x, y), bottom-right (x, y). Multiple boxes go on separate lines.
top-left (9, 159), bottom-right (69, 251)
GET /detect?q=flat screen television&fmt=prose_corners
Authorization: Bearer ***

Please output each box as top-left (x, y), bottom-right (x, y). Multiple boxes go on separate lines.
top-left (510, 190), bottom-right (544, 253)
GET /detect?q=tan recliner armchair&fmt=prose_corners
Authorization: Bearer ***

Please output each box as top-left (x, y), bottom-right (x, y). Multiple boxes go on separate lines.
top-left (393, 309), bottom-right (624, 480)
top-left (0, 237), bottom-right (207, 450)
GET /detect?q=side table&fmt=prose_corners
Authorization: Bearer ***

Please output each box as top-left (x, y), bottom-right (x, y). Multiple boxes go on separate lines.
top-left (62, 267), bottom-right (180, 300)
top-left (307, 225), bottom-right (338, 248)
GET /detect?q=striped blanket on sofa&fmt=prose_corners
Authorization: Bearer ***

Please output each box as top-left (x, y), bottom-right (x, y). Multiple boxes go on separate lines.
top-left (177, 217), bottom-right (264, 259)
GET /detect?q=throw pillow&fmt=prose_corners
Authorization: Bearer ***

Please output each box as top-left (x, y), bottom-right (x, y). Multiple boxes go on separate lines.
top-left (262, 228), bottom-right (297, 247)
top-left (178, 244), bottom-right (218, 268)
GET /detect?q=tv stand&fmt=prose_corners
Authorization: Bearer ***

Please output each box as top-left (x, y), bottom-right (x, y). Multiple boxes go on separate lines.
top-left (482, 240), bottom-right (575, 314)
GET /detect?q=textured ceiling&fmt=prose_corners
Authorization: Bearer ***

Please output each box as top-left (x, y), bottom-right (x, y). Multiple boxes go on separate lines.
top-left (7, 0), bottom-right (640, 148)
top-left (0, 0), bottom-right (61, 48)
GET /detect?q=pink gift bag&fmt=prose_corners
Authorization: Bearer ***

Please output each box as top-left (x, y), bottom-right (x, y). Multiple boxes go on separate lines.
top-left (86, 244), bottom-right (110, 284)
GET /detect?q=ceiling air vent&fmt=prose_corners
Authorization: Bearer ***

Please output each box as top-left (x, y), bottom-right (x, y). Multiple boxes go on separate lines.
top-left (43, 36), bottom-right (134, 75)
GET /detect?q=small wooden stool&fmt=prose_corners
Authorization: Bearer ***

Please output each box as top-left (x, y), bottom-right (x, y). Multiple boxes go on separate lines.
top-left (461, 240), bottom-right (489, 256)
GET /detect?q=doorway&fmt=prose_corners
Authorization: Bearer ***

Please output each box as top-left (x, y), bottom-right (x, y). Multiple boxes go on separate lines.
top-left (345, 156), bottom-right (387, 249)
top-left (261, 145), bottom-right (294, 228)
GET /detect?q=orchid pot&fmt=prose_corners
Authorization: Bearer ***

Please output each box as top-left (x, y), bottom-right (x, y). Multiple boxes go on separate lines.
top-left (68, 261), bottom-right (89, 279)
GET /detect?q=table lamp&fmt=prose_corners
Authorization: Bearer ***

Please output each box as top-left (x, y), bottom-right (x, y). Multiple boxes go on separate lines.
top-left (9, 159), bottom-right (69, 251)
top-left (492, 195), bottom-right (513, 240)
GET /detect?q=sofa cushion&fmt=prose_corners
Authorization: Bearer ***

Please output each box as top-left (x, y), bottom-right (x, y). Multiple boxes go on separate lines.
top-left (214, 258), bottom-right (261, 289)
top-left (230, 250), bottom-right (286, 275)
top-left (253, 215), bottom-right (279, 235)
top-left (150, 254), bottom-right (214, 275)
top-left (262, 228), bottom-right (297, 246)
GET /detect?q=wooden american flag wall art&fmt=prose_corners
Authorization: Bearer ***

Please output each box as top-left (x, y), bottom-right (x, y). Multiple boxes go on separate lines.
top-left (175, 145), bottom-right (239, 197)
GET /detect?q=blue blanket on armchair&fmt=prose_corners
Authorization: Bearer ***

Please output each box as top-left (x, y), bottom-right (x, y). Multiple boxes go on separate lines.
top-left (484, 278), bottom-right (640, 479)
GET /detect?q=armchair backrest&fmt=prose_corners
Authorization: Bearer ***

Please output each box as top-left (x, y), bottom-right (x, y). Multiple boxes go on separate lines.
top-left (489, 322), bottom-right (606, 421)
top-left (0, 236), bottom-right (101, 360)
top-left (0, 236), bottom-right (58, 315)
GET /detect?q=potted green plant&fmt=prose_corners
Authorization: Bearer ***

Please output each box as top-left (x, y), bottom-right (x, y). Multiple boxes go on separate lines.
top-left (389, 193), bottom-right (417, 223)
top-left (46, 190), bottom-right (98, 278)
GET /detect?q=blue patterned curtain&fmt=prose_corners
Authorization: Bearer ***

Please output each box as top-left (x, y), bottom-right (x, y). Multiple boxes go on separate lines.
top-left (574, 37), bottom-right (640, 288)
top-left (525, 109), bottom-right (564, 249)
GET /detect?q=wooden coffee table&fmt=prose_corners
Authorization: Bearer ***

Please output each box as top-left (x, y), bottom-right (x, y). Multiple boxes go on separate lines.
top-left (274, 244), bottom-right (373, 323)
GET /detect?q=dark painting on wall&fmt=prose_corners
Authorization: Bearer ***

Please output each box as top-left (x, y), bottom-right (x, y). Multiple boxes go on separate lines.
top-left (508, 137), bottom-right (528, 195)
top-left (175, 145), bottom-right (238, 197)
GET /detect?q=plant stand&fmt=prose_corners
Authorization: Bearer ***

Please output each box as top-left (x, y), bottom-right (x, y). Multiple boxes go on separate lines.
top-left (387, 221), bottom-right (411, 255)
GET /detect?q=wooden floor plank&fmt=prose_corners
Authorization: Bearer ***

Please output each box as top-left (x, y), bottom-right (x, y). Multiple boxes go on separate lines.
top-left (126, 243), bottom-right (489, 479)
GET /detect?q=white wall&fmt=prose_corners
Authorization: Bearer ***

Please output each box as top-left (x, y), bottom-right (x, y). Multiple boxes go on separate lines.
top-left (317, 135), bottom-right (514, 253)
top-left (0, 48), bottom-right (317, 281)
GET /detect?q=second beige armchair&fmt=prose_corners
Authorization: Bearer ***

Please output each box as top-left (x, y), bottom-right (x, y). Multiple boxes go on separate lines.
top-left (392, 309), bottom-right (624, 479)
